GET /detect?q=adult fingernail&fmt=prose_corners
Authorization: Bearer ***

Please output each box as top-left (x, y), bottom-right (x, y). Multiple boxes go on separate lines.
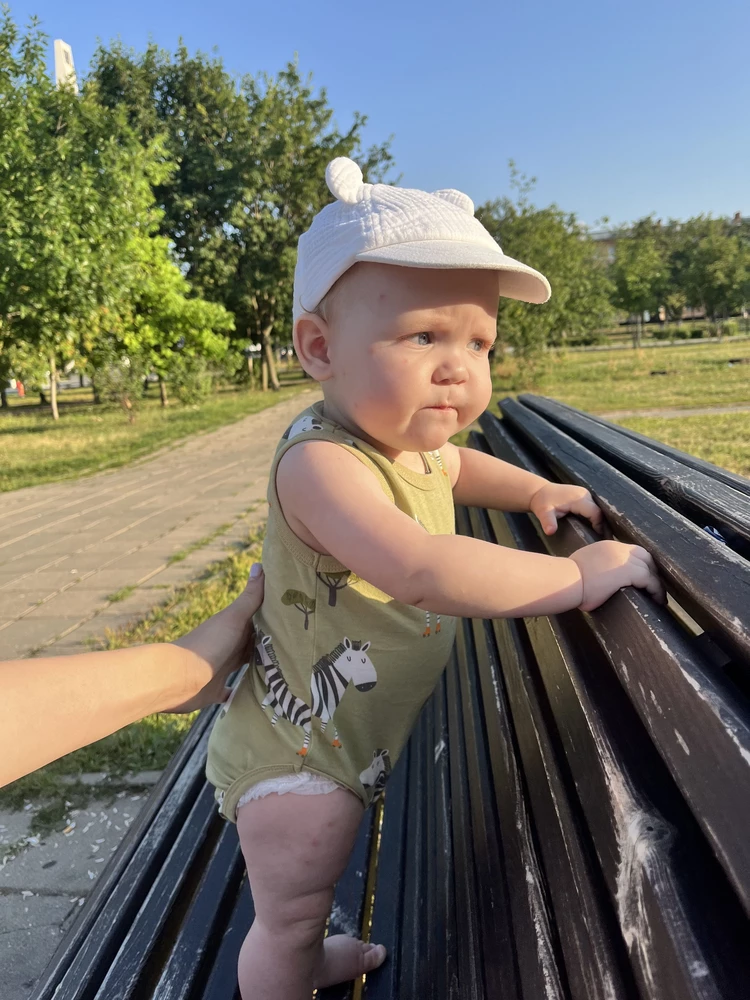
top-left (250, 563), bottom-right (263, 579)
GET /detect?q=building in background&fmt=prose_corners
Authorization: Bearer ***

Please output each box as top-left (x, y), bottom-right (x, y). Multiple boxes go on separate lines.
top-left (53, 39), bottom-right (78, 94)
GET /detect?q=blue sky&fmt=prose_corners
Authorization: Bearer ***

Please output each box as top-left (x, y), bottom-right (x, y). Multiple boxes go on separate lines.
top-left (11, 0), bottom-right (749, 228)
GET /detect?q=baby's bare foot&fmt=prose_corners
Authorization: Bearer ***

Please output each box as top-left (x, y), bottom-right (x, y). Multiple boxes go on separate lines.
top-left (313, 935), bottom-right (386, 988)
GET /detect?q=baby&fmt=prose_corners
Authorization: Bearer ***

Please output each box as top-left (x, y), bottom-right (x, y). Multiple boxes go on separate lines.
top-left (206, 158), bottom-right (664, 1000)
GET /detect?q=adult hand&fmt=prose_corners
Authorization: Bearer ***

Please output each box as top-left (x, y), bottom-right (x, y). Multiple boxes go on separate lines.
top-left (166, 563), bottom-right (264, 713)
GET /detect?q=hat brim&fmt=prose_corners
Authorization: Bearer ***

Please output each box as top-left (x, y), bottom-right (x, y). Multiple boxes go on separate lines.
top-left (355, 240), bottom-right (551, 304)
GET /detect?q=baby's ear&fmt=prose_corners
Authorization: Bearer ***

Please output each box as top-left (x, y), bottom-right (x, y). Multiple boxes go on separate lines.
top-left (294, 313), bottom-right (332, 382)
top-left (432, 188), bottom-right (475, 215)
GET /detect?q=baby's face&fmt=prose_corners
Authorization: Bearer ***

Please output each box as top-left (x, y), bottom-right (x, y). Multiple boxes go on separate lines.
top-left (322, 263), bottom-right (499, 456)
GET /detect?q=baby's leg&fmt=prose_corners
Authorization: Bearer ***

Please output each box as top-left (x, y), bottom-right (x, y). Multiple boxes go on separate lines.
top-left (236, 787), bottom-right (385, 1000)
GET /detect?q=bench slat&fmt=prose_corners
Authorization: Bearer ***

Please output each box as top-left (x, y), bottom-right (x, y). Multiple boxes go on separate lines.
top-left (150, 819), bottom-right (245, 998)
top-left (453, 520), bottom-right (566, 1000)
top-left (468, 442), bottom-right (750, 997)
top-left (519, 393), bottom-right (750, 558)
top-left (466, 502), bottom-right (632, 1000)
top-left (91, 782), bottom-right (218, 998)
top-left (363, 743), bottom-right (410, 998)
top-left (453, 606), bottom-right (530, 999)
top-left (317, 807), bottom-right (378, 1000)
top-left (539, 396), bottom-right (750, 500)
top-left (446, 638), bottom-right (488, 998)
top-left (497, 397), bottom-right (750, 671)
top-left (31, 711), bottom-right (217, 1000)
top-left (201, 880), bottom-right (253, 1000)
top-left (479, 414), bottom-right (750, 913)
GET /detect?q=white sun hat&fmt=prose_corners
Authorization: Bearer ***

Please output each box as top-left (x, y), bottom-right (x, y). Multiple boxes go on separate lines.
top-left (292, 157), bottom-right (551, 327)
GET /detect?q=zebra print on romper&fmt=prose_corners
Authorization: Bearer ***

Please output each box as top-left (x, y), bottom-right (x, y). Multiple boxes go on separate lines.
top-left (255, 631), bottom-right (313, 755)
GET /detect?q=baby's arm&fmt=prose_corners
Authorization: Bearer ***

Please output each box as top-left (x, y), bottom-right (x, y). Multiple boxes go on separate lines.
top-left (442, 442), bottom-right (604, 534)
top-left (277, 443), bottom-right (663, 619)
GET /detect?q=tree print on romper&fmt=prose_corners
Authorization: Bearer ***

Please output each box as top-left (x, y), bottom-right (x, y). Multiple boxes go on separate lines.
top-left (359, 749), bottom-right (391, 798)
top-left (255, 630), bottom-right (377, 756)
top-left (282, 589), bottom-right (316, 629)
top-left (316, 569), bottom-right (351, 607)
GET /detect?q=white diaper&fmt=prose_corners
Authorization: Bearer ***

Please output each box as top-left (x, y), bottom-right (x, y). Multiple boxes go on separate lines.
top-left (236, 772), bottom-right (342, 811)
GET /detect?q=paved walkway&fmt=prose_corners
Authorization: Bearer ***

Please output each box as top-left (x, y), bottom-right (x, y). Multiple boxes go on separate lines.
top-left (0, 390), bottom-right (318, 660)
top-left (599, 401), bottom-right (750, 420)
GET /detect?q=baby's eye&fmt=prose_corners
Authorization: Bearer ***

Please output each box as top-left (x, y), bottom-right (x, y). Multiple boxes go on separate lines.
top-left (407, 332), bottom-right (432, 346)
top-left (469, 338), bottom-right (489, 352)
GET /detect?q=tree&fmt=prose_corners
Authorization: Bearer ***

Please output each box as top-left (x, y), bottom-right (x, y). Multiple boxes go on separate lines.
top-left (476, 164), bottom-right (614, 372)
top-left (0, 13), bottom-right (167, 419)
top-left (681, 218), bottom-right (749, 331)
top-left (117, 233), bottom-right (233, 406)
top-left (316, 570), bottom-right (351, 607)
top-left (88, 47), bottom-right (395, 389)
top-left (609, 217), bottom-right (668, 347)
top-left (282, 589), bottom-right (316, 630)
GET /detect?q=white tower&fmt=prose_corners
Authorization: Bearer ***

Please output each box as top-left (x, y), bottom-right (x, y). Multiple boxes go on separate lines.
top-left (54, 39), bottom-right (78, 94)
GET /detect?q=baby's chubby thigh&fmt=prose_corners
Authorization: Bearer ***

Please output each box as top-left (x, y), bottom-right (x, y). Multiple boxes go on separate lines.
top-left (236, 786), bottom-right (364, 941)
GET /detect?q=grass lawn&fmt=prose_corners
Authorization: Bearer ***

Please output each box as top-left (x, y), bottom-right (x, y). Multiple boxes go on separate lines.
top-left (0, 530), bottom-right (264, 836)
top-left (0, 381), bottom-right (308, 493)
top-left (492, 340), bottom-right (750, 414)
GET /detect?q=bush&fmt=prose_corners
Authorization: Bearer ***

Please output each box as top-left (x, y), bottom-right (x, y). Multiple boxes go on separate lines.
top-left (168, 355), bottom-right (215, 404)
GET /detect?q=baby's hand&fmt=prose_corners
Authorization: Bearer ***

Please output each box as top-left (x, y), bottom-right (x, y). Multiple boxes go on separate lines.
top-left (569, 540), bottom-right (666, 611)
top-left (530, 482), bottom-right (604, 535)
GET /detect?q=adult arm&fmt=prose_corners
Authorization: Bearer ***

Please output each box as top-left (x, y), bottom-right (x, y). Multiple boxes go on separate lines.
top-left (0, 565), bottom-right (264, 788)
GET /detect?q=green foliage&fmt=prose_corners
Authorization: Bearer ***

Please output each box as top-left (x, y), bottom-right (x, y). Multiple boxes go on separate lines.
top-left (476, 164), bottom-right (614, 374)
top-left (609, 216), bottom-right (668, 321)
top-left (87, 46), bottom-right (395, 365)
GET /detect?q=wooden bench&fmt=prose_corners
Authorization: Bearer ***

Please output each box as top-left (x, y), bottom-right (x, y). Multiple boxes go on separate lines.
top-left (29, 397), bottom-right (750, 1000)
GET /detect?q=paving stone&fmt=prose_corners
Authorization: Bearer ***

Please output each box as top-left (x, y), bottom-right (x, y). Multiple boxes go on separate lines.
top-left (0, 782), bottom-right (158, 1000)
top-left (0, 391), bottom-right (317, 661)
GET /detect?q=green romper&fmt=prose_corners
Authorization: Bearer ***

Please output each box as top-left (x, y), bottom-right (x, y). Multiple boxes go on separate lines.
top-left (205, 401), bottom-right (457, 824)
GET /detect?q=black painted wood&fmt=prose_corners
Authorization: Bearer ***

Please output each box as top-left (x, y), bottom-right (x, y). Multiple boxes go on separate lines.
top-left (478, 414), bottom-right (750, 913)
top-left (468, 484), bottom-right (750, 999)
top-left (519, 393), bottom-right (750, 557)
top-left (362, 744), bottom-right (410, 999)
top-left (543, 395), bottom-right (750, 500)
top-left (498, 396), bottom-right (750, 670)
top-left (30, 708), bottom-right (219, 1000)
top-left (317, 805), bottom-right (377, 1000)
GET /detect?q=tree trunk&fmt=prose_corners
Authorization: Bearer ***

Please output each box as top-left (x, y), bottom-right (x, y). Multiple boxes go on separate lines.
top-left (0, 387), bottom-right (8, 409)
top-left (261, 355), bottom-right (269, 392)
top-left (159, 376), bottom-right (168, 407)
top-left (79, 372), bottom-right (85, 388)
top-left (261, 328), bottom-right (280, 391)
top-left (49, 355), bottom-right (59, 421)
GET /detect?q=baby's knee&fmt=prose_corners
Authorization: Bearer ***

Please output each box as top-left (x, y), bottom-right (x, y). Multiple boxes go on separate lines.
top-left (259, 887), bottom-right (333, 948)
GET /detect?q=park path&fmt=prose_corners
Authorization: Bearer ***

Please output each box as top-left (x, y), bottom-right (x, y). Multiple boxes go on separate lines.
top-left (0, 390), bottom-right (319, 660)
top-left (599, 401), bottom-right (750, 420)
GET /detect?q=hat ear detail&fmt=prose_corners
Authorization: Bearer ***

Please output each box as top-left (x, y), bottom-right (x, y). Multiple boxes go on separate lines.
top-left (326, 157), bottom-right (367, 205)
top-left (432, 188), bottom-right (475, 215)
